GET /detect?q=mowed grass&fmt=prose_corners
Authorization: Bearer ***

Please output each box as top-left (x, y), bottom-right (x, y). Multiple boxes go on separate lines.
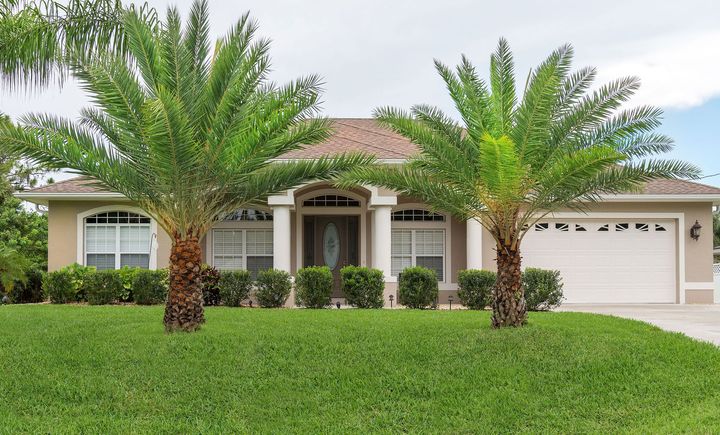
top-left (1, 306), bottom-right (719, 433)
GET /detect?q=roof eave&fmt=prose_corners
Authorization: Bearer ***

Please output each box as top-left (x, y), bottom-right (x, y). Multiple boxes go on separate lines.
top-left (599, 194), bottom-right (720, 204)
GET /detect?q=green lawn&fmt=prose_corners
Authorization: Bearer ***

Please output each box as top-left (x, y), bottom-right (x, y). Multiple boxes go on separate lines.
top-left (1, 306), bottom-right (719, 433)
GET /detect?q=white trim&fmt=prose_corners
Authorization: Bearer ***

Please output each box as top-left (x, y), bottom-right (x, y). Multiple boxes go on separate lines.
top-left (76, 205), bottom-right (158, 270)
top-left (599, 194), bottom-right (720, 204)
top-left (684, 282), bottom-right (714, 290)
top-left (534, 212), bottom-right (686, 303)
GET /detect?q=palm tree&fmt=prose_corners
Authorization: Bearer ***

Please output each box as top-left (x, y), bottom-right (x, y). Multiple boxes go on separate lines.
top-left (0, 1), bottom-right (372, 331)
top-left (338, 39), bottom-right (699, 327)
top-left (0, 245), bottom-right (31, 295)
top-left (0, 0), bottom-right (158, 90)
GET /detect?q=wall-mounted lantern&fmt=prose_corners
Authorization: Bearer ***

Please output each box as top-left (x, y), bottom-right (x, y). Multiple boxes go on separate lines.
top-left (690, 220), bottom-right (702, 241)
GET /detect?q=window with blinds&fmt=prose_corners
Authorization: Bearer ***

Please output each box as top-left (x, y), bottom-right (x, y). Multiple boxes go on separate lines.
top-left (212, 229), bottom-right (273, 278)
top-left (391, 229), bottom-right (444, 281)
top-left (85, 212), bottom-right (151, 270)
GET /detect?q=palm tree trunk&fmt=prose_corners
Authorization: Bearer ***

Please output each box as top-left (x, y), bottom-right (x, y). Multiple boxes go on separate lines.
top-left (163, 235), bottom-right (205, 332)
top-left (491, 246), bottom-right (527, 328)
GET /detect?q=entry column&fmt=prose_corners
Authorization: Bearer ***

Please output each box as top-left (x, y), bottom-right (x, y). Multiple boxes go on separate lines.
top-left (271, 205), bottom-right (291, 273)
top-left (372, 205), bottom-right (393, 279)
top-left (466, 218), bottom-right (483, 270)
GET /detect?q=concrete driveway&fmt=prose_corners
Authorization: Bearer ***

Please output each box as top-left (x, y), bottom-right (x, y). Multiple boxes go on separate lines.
top-left (557, 304), bottom-right (720, 346)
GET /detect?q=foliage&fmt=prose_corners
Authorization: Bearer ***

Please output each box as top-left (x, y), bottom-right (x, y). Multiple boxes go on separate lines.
top-left (0, 0), bottom-right (159, 90)
top-left (84, 269), bottom-right (123, 305)
top-left (200, 264), bottom-right (221, 306)
top-left (713, 212), bottom-right (720, 250)
top-left (218, 270), bottom-right (251, 307)
top-left (8, 267), bottom-right (43, 303)
top-left (340, 265), bottom-right (384, 308)
top-left (295, 266), bottom-right (333, 308)
top-left (116, 266), bottom-right (140, 302)
top-left (457, 269), bottom-right (496, 309)
top-left (59, 262), bottom-right (95, 301)
top-left (0, 0), bottom-right (373, 245)
top-left (522, 268), bottom-right (564, 311)
top-left (132, 269), bottom-right (168, 305)
top-left (0, 245), bottom-right (31, 293)
top-left (43, 269), bottom-right (74, 303)
top-left (255, 268), bottom-right (291, 308)
top-left (398, 266), bottom-right (438, 309)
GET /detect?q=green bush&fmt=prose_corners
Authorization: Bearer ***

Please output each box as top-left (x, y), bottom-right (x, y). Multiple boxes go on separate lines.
top-left (61, 263), bottom-right (96, 302)
top-left (133, 269), bottom-right (168, 305)
top-left (117, 266), bottom-right (141, 302)
top-left (340, 266), bottom-right (384, 308)
top-left (255, 269), bottom-right (292, 308)
top-left (10, 268), bottom-right (45, 303)
top-left (398, 266), bottom-right (438, 309)
top-left (84, 270), bottom-right (123, 305)
top-left (457, 269), bottom-right (496, 310)
top-left (295, 266), bottom-right (333, 308)
top-left (43, 270), bottom-right (75, 304)
top-left (200, 264), bottom-right (221, 306)
top-left (522, 268), bottom-right (564, 311)
top-left (219, 270), bottom-right (252, 307)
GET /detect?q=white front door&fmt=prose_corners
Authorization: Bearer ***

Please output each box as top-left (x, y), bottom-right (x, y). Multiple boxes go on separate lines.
top-left (522, 219), bottom-right (677, 304)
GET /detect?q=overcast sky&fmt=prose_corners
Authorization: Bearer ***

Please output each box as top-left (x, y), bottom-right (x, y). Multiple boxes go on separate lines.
top-left (2, 0), bottom-right (719, 184)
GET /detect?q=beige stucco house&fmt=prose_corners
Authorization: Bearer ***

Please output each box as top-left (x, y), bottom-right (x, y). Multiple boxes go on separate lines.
top-left (17, 119), bottom-right (720, 306)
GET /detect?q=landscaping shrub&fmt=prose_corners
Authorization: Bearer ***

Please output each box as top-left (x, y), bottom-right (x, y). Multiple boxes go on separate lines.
top-left (255, 269), bottom-right (292, 308)
top-left (340, 265), bottom-right (384, 308)
top-left (457, 269), bottom-right (496, 309)
top-left (522, 268), bottom-right (564, 311)
top-left (200, 264), bottom-right (221, 306)
top-left (84, 270), bottom-right (123, 305)
top-left (295, 266), bottom-right (333, 308)
top-left (62, 263), bottom-right (96, 302)
top-left (133, 269), bottom-right (169, 305)
top-left (9, 268), bottom-right (44, 303)
top-left (43, 269), bottom-right (75, 303)
top-left (398, 266), bottom-right (438, 309)
top-left (117, 266), bottom-right (141, 302)
top-left (219, 270), bottom-right (252, 307)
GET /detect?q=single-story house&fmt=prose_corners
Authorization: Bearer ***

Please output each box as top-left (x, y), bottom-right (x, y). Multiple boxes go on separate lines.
top-left (17, 119), bottom-right (720, 306)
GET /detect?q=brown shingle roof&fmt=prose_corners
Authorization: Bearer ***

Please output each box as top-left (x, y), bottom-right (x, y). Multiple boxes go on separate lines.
top-left (19, 118), bottom-right (720, 197)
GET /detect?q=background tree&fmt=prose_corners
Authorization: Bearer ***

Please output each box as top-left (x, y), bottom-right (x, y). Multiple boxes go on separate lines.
top-left (339, 39), bottom-right (699, 327)
top-left (0, 1), bottom-right (372, 331)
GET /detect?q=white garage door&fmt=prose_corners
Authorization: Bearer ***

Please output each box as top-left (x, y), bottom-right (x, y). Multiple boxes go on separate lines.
top-left (522, 220), bottom-right (676, 303)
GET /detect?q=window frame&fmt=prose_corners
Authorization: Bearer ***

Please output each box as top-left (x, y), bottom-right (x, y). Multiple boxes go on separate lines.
top-left (390, 205), bottom-right (450, 283)
top-left (207, 209), bottom-right (274, 275)
top-left (77, 206), bottom-right (158, 270)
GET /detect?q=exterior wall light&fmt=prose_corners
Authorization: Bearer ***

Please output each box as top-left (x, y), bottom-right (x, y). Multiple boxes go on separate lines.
top-left (690, 220), bottom-right (702, 241)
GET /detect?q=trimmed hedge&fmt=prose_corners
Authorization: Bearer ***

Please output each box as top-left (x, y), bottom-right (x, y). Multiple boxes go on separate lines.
top-left (133, 269), bottom-right (168, 305)
top-left (84, 270), bottom-right (124, 305)
top-left (219, 270), bottom-right (252, 307)
top-left (255, 269), bottom-right (292, 308)
top-left (10, 268), bottom-right (44, 304)
top-left (43, 270), bottom-right (75, 304)
top-left (398, 266), bottom-right (438, 309)
top-left (523, 268), bottom-right (564, 311)
top-left (340, 266), bottom-right (384, 308)
top-left (457, 269), bottom-right (496, 310)
top-left (200, 264), bottom-right (221, 306)
top-left (295, 266), bottom-right (333, 308)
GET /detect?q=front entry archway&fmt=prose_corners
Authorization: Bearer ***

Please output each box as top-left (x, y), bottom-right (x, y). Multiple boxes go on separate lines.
top-left (303, 215), bottom-right (360, 297)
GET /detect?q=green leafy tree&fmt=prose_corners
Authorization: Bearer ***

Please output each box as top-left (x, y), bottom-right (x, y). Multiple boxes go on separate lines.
top-left (339, 39), bottom-right (699, 327)
top-left (0, 0), bottom-right (158, 90)
top-left (0, 1), bottom-right (372, 331)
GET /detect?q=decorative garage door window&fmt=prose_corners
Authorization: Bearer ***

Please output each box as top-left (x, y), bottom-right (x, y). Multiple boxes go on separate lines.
top-left (532, 221), bottom-right (668, 233)
top-left (212, 229), bottom-right (273, 278)
top-left (391, 229), bottom-right (445, 281)
top-left (303, 195), bottom-right (360, 207)
top-left (85, 211), bottom-right (151, 270)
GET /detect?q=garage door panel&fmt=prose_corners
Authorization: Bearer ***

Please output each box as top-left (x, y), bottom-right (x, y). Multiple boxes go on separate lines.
top-left (522, 220), bottom-right (676, 303)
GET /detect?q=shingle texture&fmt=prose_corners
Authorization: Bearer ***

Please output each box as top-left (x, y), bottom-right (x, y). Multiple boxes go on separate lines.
top-left (22, 119), bottom-right (720, 196)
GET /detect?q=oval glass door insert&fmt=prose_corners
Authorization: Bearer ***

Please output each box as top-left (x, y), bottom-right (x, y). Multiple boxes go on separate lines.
top-left (323, 223), bottom-right (340, 270)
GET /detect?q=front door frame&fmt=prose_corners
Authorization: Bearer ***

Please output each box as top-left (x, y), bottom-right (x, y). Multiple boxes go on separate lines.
top-left (294, 188), bottom-right (368, 274)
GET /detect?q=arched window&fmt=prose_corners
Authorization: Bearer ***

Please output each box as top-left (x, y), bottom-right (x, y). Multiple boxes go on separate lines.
top-left (303, 195), bottom-right (360, 207)
top-left (211, 209), bottom-right (274, 278)
top-left (84, 211), bottom-right (152, 270)
top-left (221, 209), bottom-right (273, 221)
top-left (391, 209), bottom-right (445, 222)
